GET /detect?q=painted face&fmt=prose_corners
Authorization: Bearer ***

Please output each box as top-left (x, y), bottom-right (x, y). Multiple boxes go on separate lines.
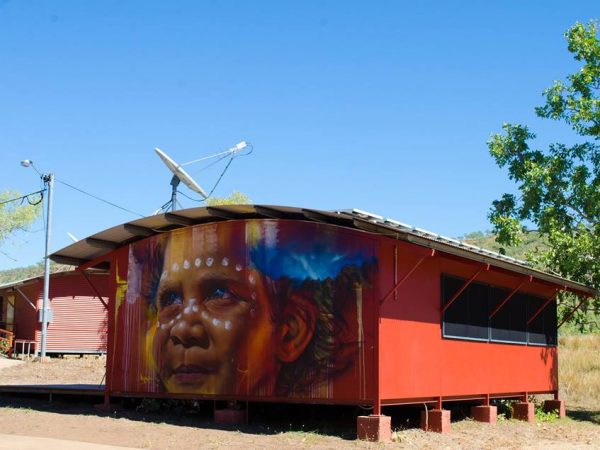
top-left (152, 227), bottom-right (280, 395)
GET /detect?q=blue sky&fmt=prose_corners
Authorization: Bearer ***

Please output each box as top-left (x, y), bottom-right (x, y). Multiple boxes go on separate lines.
top-left (0, 1), bottom-right (598, 270)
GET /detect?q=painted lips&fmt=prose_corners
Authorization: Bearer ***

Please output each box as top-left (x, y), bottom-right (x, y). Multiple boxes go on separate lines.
top-left (172, 364), bottom-right (216, 384)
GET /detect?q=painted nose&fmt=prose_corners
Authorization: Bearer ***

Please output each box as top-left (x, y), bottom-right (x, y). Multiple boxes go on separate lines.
top-left (169, 300), bottom-right (210, 349)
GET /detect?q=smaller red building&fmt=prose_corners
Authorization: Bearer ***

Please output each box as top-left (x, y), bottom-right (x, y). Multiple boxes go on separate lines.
top-left (0, 270), bottom-right (108, 356)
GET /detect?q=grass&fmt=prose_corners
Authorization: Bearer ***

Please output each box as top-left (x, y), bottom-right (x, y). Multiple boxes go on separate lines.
top-left (559, 334), bottom-right (600, 411)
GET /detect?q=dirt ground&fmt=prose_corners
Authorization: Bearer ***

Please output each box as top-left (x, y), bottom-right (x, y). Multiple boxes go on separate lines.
top-left (0, 355), bottom-right (599, 449)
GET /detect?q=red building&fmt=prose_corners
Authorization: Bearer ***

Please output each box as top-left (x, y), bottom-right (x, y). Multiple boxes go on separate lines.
top-left (0, 270), bottom-right (108, 356)
top-left (50, 205), bottom-right (595, 439)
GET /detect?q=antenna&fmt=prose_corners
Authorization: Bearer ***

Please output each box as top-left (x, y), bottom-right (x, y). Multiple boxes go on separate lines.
top-left (153, 142), bottom-right (250, 212)
top-left (154, 148), bottom-right (209, 212)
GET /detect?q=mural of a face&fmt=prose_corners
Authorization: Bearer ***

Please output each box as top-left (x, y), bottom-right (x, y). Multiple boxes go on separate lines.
top-left (151, 224), bottom-right (317, 395)
top-left (123, 219), bottom-right (376, 398)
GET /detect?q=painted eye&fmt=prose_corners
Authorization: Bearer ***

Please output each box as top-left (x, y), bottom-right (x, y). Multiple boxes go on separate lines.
top-left (160, 290), bottom-right (183, 309)
top-left (207, 287), bottom-right (234, 301)
top-left (204, 286), bottom-right (245, 309)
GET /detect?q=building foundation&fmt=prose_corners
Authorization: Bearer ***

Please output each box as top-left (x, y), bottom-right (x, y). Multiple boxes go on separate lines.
top-left (512, 402), bottom-right (534, 422)
top-left (471, 405), bottom-right (497, 424)
top-left (357, 415), bottom-right (391, 442)
top-left (543, 399), bottom-right (566, 418)
top-left (420, 409), bottom-right (451, 433)
top-left (214, 408), bottom-right (248, 425)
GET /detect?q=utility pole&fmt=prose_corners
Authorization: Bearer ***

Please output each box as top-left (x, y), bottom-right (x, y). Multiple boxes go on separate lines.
top-left (21, 160), bottom-right (54, 360)
top-left (40, 172), bottom-right (54, 359)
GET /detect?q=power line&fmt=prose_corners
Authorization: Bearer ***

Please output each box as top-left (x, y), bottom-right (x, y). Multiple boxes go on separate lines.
top-left (0, 249), bottom-right (18, 262)
top-left (55, 178), bottom-right (145, 218)
top-left (0, 190), bottom-right (44, 207)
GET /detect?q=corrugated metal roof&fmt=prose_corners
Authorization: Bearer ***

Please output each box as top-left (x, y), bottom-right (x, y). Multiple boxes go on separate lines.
top-left (49, 204), bottom-right (597, 296)
top-left (0, 269), bottom-right (108, 290)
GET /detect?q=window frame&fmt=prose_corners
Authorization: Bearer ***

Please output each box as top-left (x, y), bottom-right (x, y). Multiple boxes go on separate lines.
top-left (440, 273), bottom-right (557, 348)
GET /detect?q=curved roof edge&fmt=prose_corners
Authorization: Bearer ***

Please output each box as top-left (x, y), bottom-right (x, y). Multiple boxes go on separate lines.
top-left (49, 204), bottom-right (597, 297)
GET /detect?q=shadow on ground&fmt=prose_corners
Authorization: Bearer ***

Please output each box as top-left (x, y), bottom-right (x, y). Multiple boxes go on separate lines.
top-left (567, 408), bottom-right (600, 425)
top-left (0, 394), bottom-right (366, 440)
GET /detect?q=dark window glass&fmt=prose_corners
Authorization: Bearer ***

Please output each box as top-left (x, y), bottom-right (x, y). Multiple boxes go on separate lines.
top-left (441, 274), bottom-right (556, 347)
top-left (527, 295), bottom-right (557, 346)
top-left (490, 288), bottom-right (527, 343)
top-left (442, 275), bottom-right (489, 340)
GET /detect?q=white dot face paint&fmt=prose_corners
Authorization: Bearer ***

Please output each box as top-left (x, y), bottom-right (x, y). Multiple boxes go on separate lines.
top-left (201, 311), bottom-right (209, 320)
top-left (212, 318), bottom-right (221, 327)
top-left (192, 305), bottom-right (199, 313)
top-left (187, 298), bottom-right (197, 305)
top-left (235, 264), bottom-right (242, 272)
top-left (206, 257), bottom-right (214, 267)
top-left (248, 274), bottom-right (255, 285)
top-left (195, 258), bottom-right (202, 268)
top-left (251, 292), bottom-right (257, 301)
top-left (172, 263), bottom-right (180, 272)
top-left (183, 306), bottom-right (192, 315)
top-left (224, 320), bottom-right (232, 330)
top-left (176, 314), bottom-right (182, 320)
top-left (221, 257), bottom-right (229, 267)
top-left (183, 260), bottom-right (190, 270)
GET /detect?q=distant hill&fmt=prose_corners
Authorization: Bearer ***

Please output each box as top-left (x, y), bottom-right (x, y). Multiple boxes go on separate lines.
top-left (459, 230), bottom-right (550, 264)
top-left (0, 261), bottom-right (75, 285)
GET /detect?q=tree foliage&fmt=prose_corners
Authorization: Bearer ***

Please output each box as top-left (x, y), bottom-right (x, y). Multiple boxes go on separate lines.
top-left (0, 190), bottom-right (42, 248)
top-left (205, 190), bottom-right (251, 206)
top-left (488, 21), bottom-right (600, 329)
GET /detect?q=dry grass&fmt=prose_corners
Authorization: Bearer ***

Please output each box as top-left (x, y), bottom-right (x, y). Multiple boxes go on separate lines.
top-left (0, 355), bottom-right (106, 386)
top-left (559, 334), bottom-right (600, 410)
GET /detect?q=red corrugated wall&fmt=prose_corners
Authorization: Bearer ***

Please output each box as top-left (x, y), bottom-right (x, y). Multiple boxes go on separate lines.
top-left (32, 272), bottom-right (109, 354)
top-left (4, 283), bottom-right (39, 341)
top-left (377, 238), bottom-right (558, 404)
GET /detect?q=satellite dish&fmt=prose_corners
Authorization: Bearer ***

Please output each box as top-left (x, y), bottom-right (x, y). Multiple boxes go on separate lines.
top-left (154, 141), bottom-right (251, 213)
top-left (155, 148), bottom-right (209, 199)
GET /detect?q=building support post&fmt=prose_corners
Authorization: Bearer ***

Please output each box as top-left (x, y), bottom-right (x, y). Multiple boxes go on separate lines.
top-left (471, 394), bottom-right (497, 425)
top-left (357, 282), bottom-right (391, 442)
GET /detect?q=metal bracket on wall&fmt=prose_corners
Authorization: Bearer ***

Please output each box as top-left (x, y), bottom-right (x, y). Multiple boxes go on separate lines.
top-left (526, 287), bottom-right (563, 325)
top-left (80, 271), bottom-right (109, 310)
top-left (557, 292), bottom-right (594, 329)
top-left (380, 249), bottom-right (435, 305)
top-left (15, 287), bottom-right (36, 310)
top-left (488, 276), bottom-right (532, 319)
top-left (441, 264), bottom-right (490, 314)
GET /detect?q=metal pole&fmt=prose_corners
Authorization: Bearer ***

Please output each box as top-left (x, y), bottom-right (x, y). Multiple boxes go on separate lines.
top-left (170, 175), bottom-right (180, 212)
top-left (40, 173), bottom-right (54, 359)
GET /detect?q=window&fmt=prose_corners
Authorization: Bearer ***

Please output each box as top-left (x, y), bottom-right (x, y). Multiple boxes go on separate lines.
top-left (442, 275), bottom-right (489, 341)
top-left (490, 289), bottom-right (527, 344)
top-left (527, 295), bottom-right (557, 346)
top-left (441, 274), bottom-right (557, 347)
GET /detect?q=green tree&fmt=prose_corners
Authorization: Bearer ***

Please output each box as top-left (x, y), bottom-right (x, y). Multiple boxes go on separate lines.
top-left (488, 21), bottom-right (600, 329)
top-left (0, 190), bottom-right (41, 248)
top-left (206, 190), bottom-right (251, 206)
